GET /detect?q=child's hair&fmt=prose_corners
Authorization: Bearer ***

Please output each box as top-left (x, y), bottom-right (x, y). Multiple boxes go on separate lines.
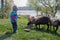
top-left (13, 5), bottom-right (18, 11)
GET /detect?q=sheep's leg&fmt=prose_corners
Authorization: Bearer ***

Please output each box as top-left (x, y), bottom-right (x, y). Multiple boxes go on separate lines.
top-left (35, 24), bottom-right (38, 29)
top-left (53, 26), bottom-right (55, 31)
top-left (39, 24), bottom-right (40, 29)
top-left (55, 26), bottom-right (58, 33)
top-left (49, 24), bottom-right (51, 31)
top-left (47, 24), bottom-right (49, 31)
top-left (49, 20), bottom-right (52, 30)
top-left (53, 25), bottom-right (58, 33)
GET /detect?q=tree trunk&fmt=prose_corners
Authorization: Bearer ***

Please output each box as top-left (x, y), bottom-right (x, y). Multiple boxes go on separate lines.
top-left (1, 0), bottom-right (4, 19)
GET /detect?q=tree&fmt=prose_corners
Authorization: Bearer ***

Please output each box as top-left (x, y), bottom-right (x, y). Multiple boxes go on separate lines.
top-left (4, 0), bottom-right (14, 18)
top-left (28, 0), bottom-right (41, 16)
top-left (1, 0), bottom-right (4, 18)
top-left (0, 0), bottom-right (14, 18)
top-left (38, 0), bottom-right (60, 17)
top-left (28, 0), bottom-right (60, 17)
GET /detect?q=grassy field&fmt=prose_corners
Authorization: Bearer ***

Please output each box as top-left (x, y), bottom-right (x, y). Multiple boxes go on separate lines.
top-left (0, 16), bottom-right (60, 40)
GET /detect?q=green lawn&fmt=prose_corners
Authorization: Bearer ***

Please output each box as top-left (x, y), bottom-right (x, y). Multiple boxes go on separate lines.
top-left (0, 16), bottom-right (60, 40)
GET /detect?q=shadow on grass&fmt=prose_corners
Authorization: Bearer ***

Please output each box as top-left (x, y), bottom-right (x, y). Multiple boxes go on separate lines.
top-left (0, 32), bottom-right (14, 40)
top-left (34, 27), bottom-right (60, 37)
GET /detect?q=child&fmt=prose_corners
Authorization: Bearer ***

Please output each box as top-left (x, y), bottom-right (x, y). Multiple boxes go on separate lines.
top-left (10, 5), bottom-right (18, 33)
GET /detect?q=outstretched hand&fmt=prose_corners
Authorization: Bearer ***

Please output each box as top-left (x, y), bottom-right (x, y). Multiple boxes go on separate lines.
top-left (18, 16), bottom-right (21, 18)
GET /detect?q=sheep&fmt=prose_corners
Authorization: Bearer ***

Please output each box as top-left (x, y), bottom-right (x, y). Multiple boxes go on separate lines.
top-left (27, 16), bottom-right (52, 31)
top-left (52, 19), bottom-right (60, 32)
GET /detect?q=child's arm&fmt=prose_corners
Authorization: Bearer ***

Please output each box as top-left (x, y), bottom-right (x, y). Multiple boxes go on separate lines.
top-left (12, 16), bottom-right (16, 22)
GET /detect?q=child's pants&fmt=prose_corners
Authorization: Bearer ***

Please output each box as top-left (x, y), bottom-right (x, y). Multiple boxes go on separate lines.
top-left (12, 22), bottom-right (17, 32)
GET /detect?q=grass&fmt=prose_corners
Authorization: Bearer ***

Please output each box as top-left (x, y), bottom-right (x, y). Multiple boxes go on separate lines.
top-left (0, 16), bottom-right (60, 40)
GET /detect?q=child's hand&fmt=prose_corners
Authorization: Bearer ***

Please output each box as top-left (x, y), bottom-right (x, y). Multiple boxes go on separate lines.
top-left (18, 16), bottom-right (21, 18)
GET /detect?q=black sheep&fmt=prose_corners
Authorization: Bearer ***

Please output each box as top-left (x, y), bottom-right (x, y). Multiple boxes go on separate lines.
top-left (52, 19), bottom-right (60, 32)
top-left (35, 16), bottom-right (51, 30)
top-left (27, 16), bottom-right (51, 30)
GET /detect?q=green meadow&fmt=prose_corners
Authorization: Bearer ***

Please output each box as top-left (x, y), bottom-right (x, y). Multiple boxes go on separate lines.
top-left (0, 16), bottom-right (60, 40)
